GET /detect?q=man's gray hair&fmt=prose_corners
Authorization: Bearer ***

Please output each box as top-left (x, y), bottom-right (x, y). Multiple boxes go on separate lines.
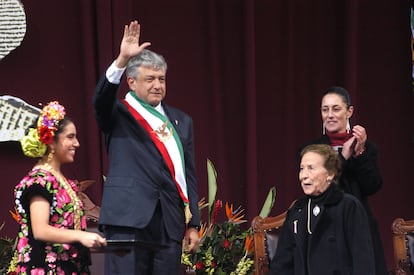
top-left (126, 49), bottom-right (167, 78)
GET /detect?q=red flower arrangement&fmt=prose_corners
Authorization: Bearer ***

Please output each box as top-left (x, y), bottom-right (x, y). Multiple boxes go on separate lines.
top-left (36, 101), bottom-right (66, 145)
top-left (181, 160), bottom-right (276, 275)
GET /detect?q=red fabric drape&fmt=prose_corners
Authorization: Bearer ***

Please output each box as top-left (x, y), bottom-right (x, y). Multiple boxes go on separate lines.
top-left (0, 0), bottom-right (412, 269)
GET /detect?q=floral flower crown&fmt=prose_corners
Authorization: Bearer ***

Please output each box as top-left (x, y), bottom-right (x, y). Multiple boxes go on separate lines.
top-left (20, 101), bottom-right (66, 158)
top-left (36, 101), bottom-right (66, 145)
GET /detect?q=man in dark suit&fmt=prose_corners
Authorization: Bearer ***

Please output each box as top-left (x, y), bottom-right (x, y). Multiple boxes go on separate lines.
top-left (93, 20), bottom-right (200, 275)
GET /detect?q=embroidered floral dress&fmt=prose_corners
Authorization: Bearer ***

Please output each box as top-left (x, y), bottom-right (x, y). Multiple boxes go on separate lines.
top-left (14, 168), bottom-right (91, 275)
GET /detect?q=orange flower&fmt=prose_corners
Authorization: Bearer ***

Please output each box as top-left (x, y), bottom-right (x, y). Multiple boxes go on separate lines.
top-left (244, 234), bottom-right (254, 255)
top-left (225, 202), bottom-right (247, 224)
top-left (198, 223), bottom-right (207, 239)
top-left (9, 207), bottom-right (19, 223)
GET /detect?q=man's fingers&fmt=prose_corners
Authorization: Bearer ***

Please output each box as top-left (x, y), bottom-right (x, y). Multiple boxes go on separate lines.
top-left (140, 42), bottom-right (152, 50)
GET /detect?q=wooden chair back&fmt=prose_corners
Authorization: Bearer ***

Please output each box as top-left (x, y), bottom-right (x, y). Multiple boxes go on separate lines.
top-left (392, 218), bottom-right (414, 275)
top-left (251, 210), bottom-right (287, 275)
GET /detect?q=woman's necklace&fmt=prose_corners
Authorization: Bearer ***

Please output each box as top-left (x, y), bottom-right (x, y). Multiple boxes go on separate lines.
top-left (36, 162), bottom-right (82, 230)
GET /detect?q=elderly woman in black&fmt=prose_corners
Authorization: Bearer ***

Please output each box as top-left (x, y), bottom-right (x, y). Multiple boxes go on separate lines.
top-left (300, 86), bottom-right (387, 274)
top-left (270, 144), bottom-right (375, 275)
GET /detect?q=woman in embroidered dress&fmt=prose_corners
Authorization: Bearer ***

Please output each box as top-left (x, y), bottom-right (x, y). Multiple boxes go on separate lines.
top-left (270, 144), bottom-right (375, 275)
top-left (299, 86), bottom-right (387, 274)
top-left (14, 101), bottom-right (106, 275)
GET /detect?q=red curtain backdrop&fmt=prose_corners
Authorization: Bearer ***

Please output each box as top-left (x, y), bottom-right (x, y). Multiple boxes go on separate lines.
top-left (0, 0), bottom-right (412, 269)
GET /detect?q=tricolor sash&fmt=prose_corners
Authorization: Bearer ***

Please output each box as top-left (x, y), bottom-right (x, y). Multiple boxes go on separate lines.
top-left (123, 92), bottom-right (192, 224)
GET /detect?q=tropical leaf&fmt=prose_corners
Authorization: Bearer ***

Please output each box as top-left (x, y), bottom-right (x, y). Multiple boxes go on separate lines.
top-left (207, 159), bottom-right (217, 223)
top-left (259, 186), bottom-right (276, 218)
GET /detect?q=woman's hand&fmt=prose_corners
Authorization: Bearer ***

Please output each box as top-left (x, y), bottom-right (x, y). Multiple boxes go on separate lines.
top-left (341, 137), bottom-right (356, 160)
top-left (30, 196), bottom-right (106, 248)
top-left (351, 125), bottom-right (367, 157)
top-left (341, 125), bottom-right (367, 159)
top-left (78, 231), bottom-right (107, 249)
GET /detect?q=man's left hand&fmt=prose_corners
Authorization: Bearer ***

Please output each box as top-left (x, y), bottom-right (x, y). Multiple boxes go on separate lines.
top-left (183, 227), bottom-right (200, 252)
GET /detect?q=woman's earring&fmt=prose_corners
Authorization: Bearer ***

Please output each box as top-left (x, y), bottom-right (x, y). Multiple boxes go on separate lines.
top-left (346, 118), bottom-right (351, 134)
top-left (322, 122), bottom-right (326, 135)
top-left (47, 148), bottom-right (55, 163)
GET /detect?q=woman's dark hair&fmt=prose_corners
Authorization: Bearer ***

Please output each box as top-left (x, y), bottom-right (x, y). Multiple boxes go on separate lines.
top-left (54, 117), bottom-right (73, 141)
top-left (27, 116), bottom-right (73, 141)
top-left (300, 144), bottom-right (342, 183)
top-left (322, 86), bottom-right (352, 108)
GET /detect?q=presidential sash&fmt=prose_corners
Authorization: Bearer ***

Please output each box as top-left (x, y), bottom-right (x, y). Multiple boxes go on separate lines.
top-left (123, 92), bottom-right (192, 224)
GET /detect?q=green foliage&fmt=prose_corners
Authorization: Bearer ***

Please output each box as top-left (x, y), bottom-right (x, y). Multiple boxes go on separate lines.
top-left (201, 223), bottom-right (247, 274)
top-left (182, 207), bottom-right (253, 275)
top-left (207, 159), bottom-right (217, 224)
top-left (259, 186), bottom-right (276, 218)
top-left (0, 223), bottom-right (16, 275)
top-left (182, 159), bottom-right (275, 275)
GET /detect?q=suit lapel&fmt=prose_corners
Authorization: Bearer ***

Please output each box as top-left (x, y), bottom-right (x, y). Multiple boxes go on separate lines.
top-left (162, 103), bottom-right (183, 138)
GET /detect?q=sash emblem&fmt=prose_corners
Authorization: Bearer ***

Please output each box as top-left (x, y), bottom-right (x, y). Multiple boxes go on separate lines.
top-left (154, 121), bottom-right (173, 142)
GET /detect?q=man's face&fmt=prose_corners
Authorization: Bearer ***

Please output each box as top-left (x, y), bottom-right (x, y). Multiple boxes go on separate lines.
top-left (128, 66), bottom-right (166, 106)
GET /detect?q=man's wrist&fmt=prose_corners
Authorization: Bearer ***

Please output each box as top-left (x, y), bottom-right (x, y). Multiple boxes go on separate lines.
top-left (106, 60), bottom-right (126, 84)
